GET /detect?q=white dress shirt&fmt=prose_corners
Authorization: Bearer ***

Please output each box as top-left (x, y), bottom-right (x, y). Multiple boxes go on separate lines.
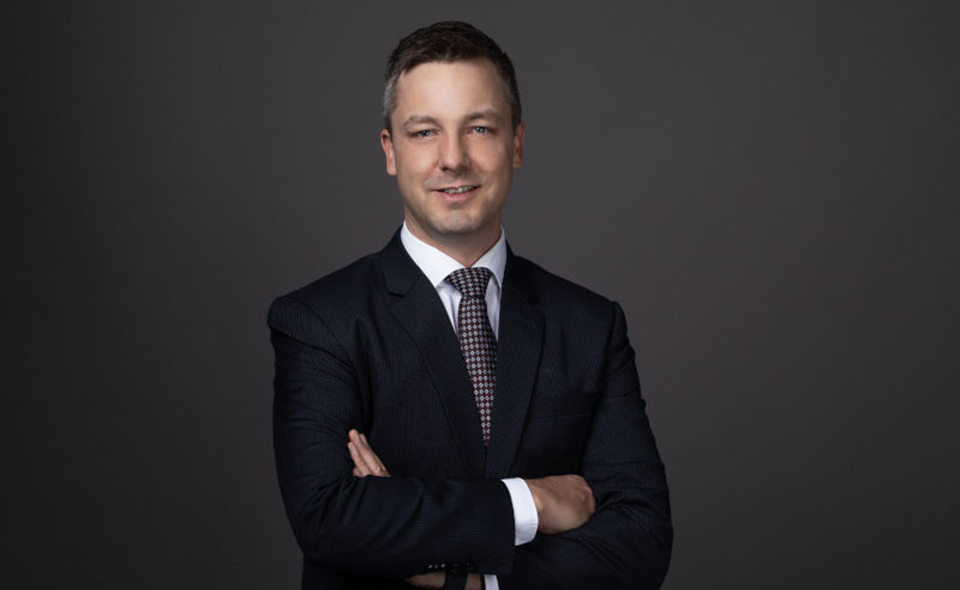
top-left (400, 223), bottom-right (538, 589)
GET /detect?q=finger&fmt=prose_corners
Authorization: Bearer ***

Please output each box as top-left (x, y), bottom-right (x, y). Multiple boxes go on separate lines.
top-left (348, 442), bottom-right (372, 476)
top-left (348, 430), bottom-right (380, 476)
top-left (363, 436), bottom-right (387, 475)
top-left (351, 441), bottom-right (377, 477)
top-left (405, 572), bottom-right (446, 588)
top-left (355, 433), bottom-right (390, 476)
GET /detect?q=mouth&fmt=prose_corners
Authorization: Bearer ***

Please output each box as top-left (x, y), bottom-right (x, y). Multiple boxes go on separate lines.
top-left (435, 185), bottom-right (480, 196)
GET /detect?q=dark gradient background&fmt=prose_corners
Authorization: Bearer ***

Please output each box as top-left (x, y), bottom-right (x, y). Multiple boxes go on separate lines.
top-left (4, 1), bottom-right (958, 588)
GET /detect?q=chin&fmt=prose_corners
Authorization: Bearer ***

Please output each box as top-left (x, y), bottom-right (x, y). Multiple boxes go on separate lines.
top-left (431, 213), bottom-right (487, 236)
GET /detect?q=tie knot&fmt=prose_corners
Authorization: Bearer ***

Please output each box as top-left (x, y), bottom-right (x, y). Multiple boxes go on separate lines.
top-left (446, 267), bottom-right (492, 299)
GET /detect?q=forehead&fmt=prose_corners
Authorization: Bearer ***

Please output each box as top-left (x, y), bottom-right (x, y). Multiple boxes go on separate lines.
top-left (393, 59), bottom-right (510, 119)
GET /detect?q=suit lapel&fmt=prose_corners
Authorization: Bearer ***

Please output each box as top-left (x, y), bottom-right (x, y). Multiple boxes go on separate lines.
top-left (485, 250), bottom-right (544, 478)
top-left (380, 233), bottom-right (486, 478)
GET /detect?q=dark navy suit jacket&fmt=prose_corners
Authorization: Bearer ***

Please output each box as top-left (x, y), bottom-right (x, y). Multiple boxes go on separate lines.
top-left (268, 232), bottom-right (672, 589)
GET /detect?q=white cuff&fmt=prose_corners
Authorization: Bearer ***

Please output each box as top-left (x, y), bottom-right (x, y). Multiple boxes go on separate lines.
top-left (501, 477), bottom-right (538, 546)
top-left (484, 574), bottom-right (499, 590)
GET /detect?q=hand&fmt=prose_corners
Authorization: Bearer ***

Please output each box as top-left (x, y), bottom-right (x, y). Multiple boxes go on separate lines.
top-left (524, 474), bottom-right (596, 534)
top-left (405, 572), bottom-right (485, 589)
top-left (404, 572), bottom-right (445, 588)
top-left (347, 431), bottom-right (484, 590)
top-left (348, 429), bottom-right (390, 477)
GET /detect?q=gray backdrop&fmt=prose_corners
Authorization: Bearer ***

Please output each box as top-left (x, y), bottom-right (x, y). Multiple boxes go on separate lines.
top-left (4, 0), bottom-right (958, 588)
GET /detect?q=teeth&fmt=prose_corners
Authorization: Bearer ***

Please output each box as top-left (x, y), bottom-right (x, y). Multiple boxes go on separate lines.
top-left (442, 186), bottom-right (475, 195)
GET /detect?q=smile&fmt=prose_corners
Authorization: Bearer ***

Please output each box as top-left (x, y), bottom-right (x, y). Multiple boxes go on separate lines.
top-left (438, 185), bottom-right (479, 195)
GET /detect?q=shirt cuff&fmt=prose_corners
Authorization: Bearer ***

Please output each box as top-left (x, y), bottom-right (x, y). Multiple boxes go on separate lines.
top-left (484, 574), bottom-right (499, 590)
top-left (501, 477), bottom-right (538, 546)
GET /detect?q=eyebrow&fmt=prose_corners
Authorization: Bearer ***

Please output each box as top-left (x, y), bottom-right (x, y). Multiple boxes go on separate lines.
top-left (465, 109), bottom-right (505, 124)
top-left (402, 115), bottom-right (440, 130)
top-left (400, 110), bottom-right (506, 131)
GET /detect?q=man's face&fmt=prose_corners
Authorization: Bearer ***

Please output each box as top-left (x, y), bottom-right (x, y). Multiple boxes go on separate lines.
top-left (381, 59), bottom-right (525, 251)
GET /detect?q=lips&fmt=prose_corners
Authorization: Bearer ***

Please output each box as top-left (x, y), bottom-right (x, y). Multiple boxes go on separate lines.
top-left (437, 185), bottom-right (479, 195)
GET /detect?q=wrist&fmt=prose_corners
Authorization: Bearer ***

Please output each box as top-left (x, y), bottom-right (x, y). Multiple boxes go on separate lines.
top-left (442, 566), bottom-right (468, 590)
top-left (525, 478), bottom-right (544, 514)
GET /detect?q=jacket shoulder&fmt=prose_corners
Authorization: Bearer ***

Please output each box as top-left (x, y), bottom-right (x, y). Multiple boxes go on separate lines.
top-left (509, 254), bottom-right (619, 318)
top-left (267, 251), bottom-right (383, 330)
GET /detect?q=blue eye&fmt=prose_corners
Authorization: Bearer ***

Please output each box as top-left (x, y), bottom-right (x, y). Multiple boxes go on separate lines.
top-left (415, 130), bottom-right (434, 138)
top-left (472, 126), bottom-right (489, 134)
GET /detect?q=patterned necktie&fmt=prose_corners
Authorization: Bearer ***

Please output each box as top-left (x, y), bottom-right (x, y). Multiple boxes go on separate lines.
top-left (446, 267), bottom-right (497, 445)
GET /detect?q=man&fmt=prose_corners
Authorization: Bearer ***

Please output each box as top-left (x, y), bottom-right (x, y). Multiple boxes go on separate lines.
top-left (269, 21), bottom-right (672, 590)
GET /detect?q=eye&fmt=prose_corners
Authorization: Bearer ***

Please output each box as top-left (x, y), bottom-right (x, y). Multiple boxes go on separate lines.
top-left (471, 126), bottom-right (490, 134)
top-left (410, 129), bottom-right (436, 138)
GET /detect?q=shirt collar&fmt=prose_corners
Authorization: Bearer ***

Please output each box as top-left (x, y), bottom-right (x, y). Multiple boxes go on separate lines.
top-left (400, 222), bottom-right (507, 290)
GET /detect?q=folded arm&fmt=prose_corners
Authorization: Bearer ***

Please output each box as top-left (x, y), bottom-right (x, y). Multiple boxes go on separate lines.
top-left (271, 294), bottom-right (669, 587)
top-left (270, 295), bottom-right (516, 577)
top-left (348, 430), bottom-right (597, 590)
top-left (496, 302), bottom-right (673, 589)
top-left (345, 302), bottom-right (669, 589)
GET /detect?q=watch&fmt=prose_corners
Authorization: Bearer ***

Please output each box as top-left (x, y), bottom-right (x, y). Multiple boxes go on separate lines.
top-left (442, 564), bottom-right (468, 590)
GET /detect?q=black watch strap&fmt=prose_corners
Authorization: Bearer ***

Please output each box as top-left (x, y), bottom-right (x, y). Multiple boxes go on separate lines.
top-left (442, 565), bottom-right (468, 590)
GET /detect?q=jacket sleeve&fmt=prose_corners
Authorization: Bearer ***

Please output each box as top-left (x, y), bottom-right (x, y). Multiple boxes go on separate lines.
top-left (268, 294), bottom-right (517, 578)
top-left (497, 302), bottom-right (673, 589)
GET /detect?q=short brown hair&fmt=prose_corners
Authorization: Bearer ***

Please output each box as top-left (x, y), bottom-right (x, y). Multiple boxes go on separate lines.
top-left (382, 21), bottom-right (522, 133)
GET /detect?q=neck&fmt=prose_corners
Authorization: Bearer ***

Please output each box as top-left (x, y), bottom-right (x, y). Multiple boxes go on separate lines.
top-left (405, 221), bottom-right (500, 267)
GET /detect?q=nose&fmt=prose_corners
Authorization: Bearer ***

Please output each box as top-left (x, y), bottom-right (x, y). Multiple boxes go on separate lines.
top-left (439, 133), bottom-right (468, 172)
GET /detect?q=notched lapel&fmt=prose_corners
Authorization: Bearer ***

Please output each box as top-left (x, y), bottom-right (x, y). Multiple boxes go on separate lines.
top-left (381, 235), bottom-right (486, 478)
top-left (485, 260), bottom-right (544, 478)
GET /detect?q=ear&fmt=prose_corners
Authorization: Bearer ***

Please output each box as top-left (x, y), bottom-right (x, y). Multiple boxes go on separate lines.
top-left (380, 129), bottom-right (397, 176)
top-left (512, 121), bottom-right (526, 169)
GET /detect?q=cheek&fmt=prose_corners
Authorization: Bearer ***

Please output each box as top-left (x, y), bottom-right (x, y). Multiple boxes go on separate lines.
top-left (471, 143), bottom-right (510, 171)
top-left (395, 149), bottom-right (435, 179)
